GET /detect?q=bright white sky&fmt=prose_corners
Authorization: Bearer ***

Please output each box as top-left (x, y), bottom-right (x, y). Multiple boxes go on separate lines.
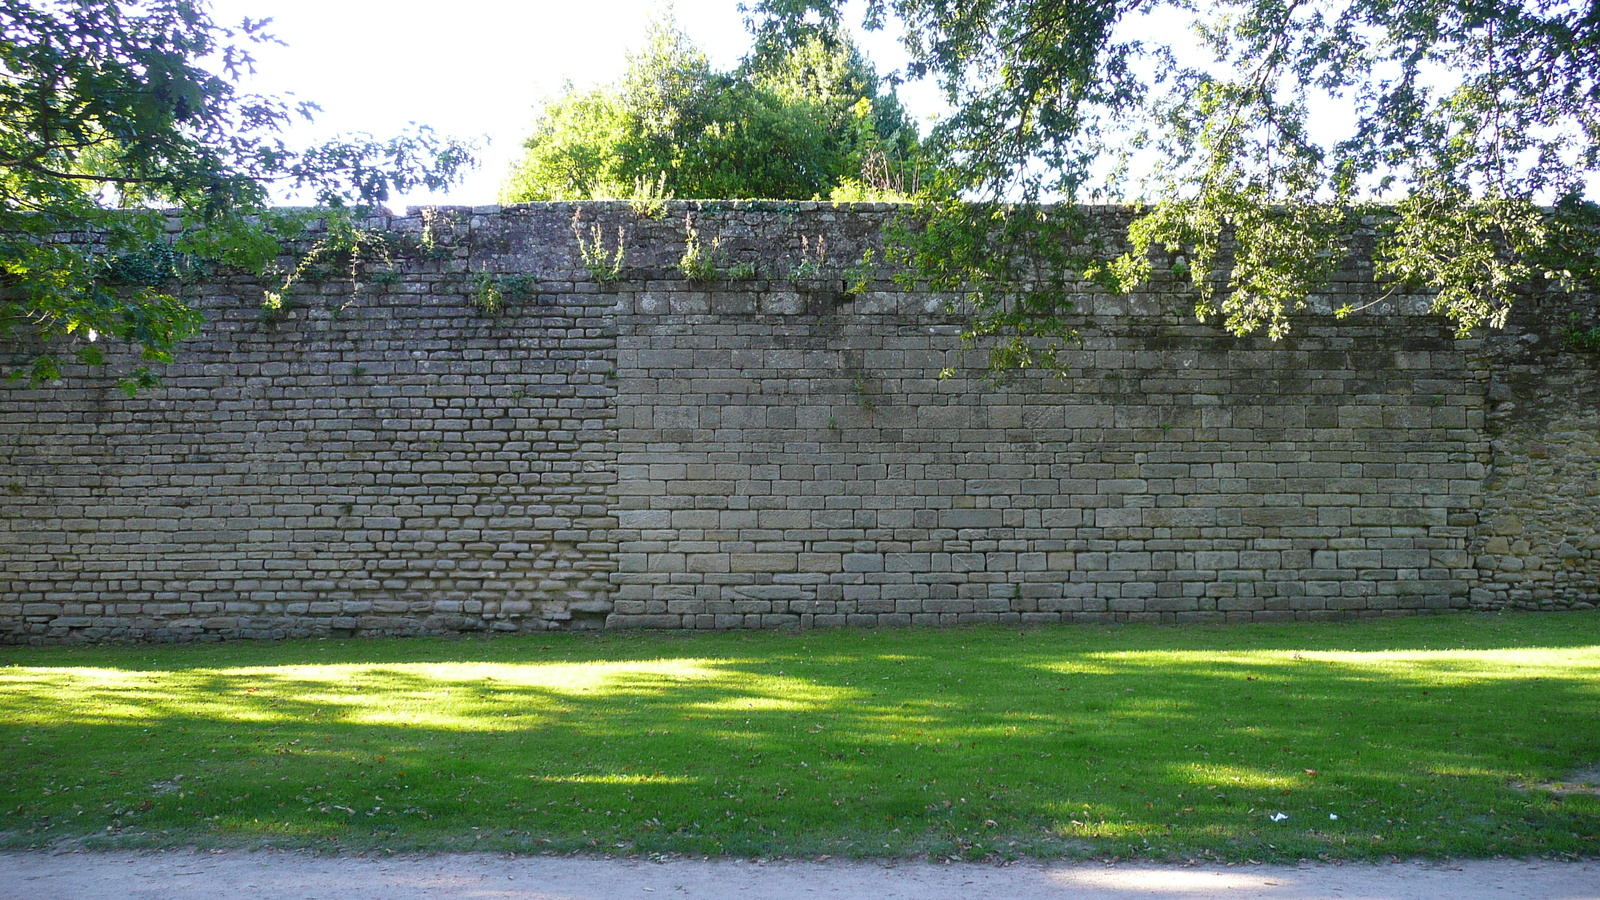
top-left (207, 0), bottom-right (946, 210)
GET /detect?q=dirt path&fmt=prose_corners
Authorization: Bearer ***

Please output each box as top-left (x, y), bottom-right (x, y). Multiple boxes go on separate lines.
top-left (1, 851), bottom-right (1596, 900)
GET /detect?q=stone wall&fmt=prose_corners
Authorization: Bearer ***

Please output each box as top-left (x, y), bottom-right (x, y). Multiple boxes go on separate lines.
top-left (0, 203), bottom-right (1594, 642)
top-left (0, 207), bottom-right (620, 641)
top-left (1472, 291), bottom-right (1600, 609)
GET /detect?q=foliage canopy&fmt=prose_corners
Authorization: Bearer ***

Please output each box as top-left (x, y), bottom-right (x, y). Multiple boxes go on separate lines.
top-left (500, 18), bottom-right (921, 203)
top-left (751, 0), bottom-right (1600, 364)
top-left (0, 0), bottom-right (473, 389)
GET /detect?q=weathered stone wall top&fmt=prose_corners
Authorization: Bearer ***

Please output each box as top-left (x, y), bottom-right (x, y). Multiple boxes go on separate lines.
top-left (0, 204), bottom-right (1595, 642)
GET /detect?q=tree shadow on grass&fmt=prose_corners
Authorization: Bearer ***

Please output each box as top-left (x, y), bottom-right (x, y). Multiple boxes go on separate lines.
top-left (1, 612), bottom-right (1597, 859)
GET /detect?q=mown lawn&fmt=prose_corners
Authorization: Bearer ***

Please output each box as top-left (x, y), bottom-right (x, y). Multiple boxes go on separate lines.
top-left (2, 612), bottom-right (1597, 861)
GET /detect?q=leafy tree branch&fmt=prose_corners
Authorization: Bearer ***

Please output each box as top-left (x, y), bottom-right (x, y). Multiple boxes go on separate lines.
top-left (750, 0), bottom-right (1600, 366)
top-left (1, 0), bottom-right (475, 391)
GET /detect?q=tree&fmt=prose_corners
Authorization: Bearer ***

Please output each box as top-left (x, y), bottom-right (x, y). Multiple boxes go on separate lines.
top-left (1, 0), bottom-right (474, 390)
top-left (749, 0), bottom-right (1600, 365)
top-left (500, 18), bottom-right (921, 203)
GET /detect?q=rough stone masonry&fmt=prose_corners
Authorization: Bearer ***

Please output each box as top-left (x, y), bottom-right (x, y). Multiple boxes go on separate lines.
top-left (1, 202), bottom-right (1596, 643)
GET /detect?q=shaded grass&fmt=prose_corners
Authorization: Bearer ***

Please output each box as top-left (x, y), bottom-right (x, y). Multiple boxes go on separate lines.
top-left (1, 612), bottom-right (1597, 861)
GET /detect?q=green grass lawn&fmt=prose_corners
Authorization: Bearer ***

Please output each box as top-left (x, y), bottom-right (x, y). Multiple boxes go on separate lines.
top-left (2, 612), bottom-right (1597, 861)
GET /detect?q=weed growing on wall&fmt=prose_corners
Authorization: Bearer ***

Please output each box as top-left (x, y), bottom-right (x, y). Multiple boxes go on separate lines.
top-left (470, 271), bottom-right (505, 316)
top-left (852, 369), bottom-right (878, 411)
top-left (727, 261), bottom-right (760, 280)
top-left (789, 235), bottom-right (827, 283)
top-left (628, 173), bottom-right (673, 220)
top-left (571, 210), bottom-right (627, 284)
top-left (842, 249), bottom-right (877, 298)
top-left (469, 272), bottom-right (539, 317)
top-left (676, 213), bottom-right (725, 283)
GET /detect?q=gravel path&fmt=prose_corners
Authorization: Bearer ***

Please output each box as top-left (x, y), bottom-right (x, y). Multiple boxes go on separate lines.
top-left (1, 851), bottom-right (1596, 900)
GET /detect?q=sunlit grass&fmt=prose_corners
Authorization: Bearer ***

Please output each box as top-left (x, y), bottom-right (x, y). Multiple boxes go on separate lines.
top-left (1, 612), bottom-right (1597, 861)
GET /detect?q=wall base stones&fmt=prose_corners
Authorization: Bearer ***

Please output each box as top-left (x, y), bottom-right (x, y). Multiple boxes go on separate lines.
top-left (1, 203), bottom-right (1595, 642)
